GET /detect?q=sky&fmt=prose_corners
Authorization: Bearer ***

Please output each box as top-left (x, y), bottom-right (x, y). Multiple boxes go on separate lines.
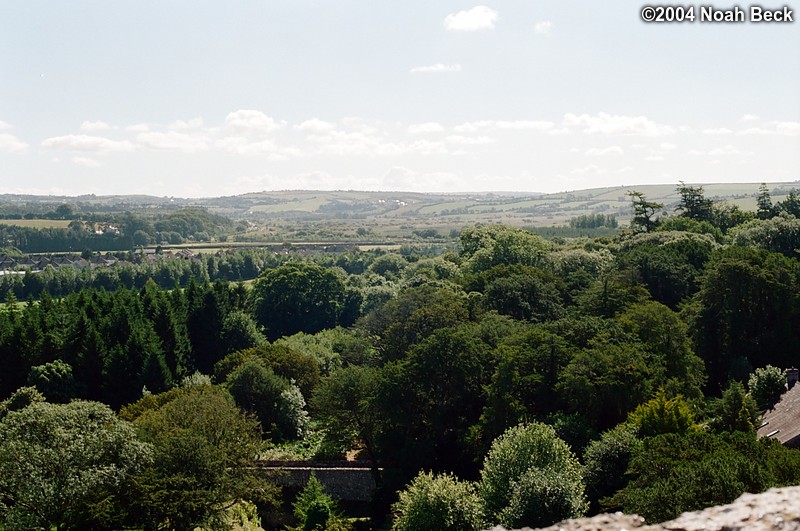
top-left (1, 1), bottom-right (798, 197)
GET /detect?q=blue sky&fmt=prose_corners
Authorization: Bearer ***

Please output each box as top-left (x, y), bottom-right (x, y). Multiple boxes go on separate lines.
top-left (1, 1), bottom-right (798, 196)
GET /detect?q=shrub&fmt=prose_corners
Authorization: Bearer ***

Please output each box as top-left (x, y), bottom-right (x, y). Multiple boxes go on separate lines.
top-left (749, 365), bottom-right (786, 409)
top-left (392, 472), bottom-right (483, 531)
top-left (478, 423), bottom-right (587, 527)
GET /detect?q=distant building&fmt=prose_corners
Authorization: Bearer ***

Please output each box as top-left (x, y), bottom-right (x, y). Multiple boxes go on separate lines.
top-left (757, 368), bottom-right (800, 447)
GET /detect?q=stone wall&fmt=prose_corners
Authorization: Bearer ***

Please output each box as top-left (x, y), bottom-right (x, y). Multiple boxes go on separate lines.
top-left (259, 464), bottom-right (380, 503)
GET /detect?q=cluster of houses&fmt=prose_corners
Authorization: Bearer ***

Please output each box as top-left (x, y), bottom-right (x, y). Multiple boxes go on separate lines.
top-left (0, 248), bottom-right (197, 276)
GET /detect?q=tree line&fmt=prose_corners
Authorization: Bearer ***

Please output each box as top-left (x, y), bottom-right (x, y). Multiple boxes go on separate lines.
top-left (2, 183), bottom-right (800, 529)
top-left (0, 207), bottom-right (234, 252)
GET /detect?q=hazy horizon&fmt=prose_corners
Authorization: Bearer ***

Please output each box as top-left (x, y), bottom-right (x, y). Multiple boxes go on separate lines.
top-left (2, 2), bottom-right (798, 197)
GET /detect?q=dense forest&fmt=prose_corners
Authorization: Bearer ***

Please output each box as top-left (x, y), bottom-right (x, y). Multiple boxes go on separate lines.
top-left (2, 183), bottom-right (800, 530)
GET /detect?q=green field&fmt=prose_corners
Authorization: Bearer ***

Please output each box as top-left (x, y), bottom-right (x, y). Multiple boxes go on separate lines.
top-left (0, 219), bottom-right (72, 229)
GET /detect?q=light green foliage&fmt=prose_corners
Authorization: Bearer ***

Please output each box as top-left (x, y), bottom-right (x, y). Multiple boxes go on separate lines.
top-left (748, 365), bottom-right (787, 409)
top-left (656, 217), bottom-right (723, 242)
top-left (542, 248), bottom-right (613, 278)
top-left (627, 389), bottom-right (697, 438)
top-left (119, 385), bottom-right (195, 422)
top-left (711, 202), bottom-right (754, 232)
top-left (27, 359), bottom-right (77, 402)
top-left (182, 370), bottom-right (213, 387)
top-left (706, 381), bottom-right (760, 433)
top-left (278, 382), bottom-right (311, 439)
top-left (478, 423), bottom-right (587, 528)
top-left (392, 472), bottom-right (484, 531)
top-left (405, 256), bottom-right (461, 283)
top-left (0, 385), bottom-right (45, 420)
top-left (292, 474), bottom-right (352, 531)
top-left (277, 327), bottom-right (379, 374)
top-left (460, 225), bottom-right (549, 273)
top-left (214, 343), bottom-right (321, 398)
top-left (222, 500), bottom-right (263, 531)
top-left (0, 400), bottom-right (153, 530)
top-left (582, 423), bottom-right (642, 511)
top-left (221, 310), bottom-right (267, 354)
top-left (498, 467), bottom-right (588, 529)
top-left (618, 230), bottom-right (719, 252)
top-left (730, 213), bottom-right (800, 258)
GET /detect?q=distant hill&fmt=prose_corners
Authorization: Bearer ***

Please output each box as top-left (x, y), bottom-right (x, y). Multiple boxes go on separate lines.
top-left (2, 182), bottom-right (798, 231)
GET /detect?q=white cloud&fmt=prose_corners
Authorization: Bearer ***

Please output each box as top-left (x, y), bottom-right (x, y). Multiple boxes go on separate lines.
top-left (408, 122), bottom-right (446, 134)
top-left (702, 128), bottom-right (732, 135)
top-left (71, 156), bottom-right (100, 167)
top-left (571, 165), bottom-right (607, 175)
top-left (216, 136), bottom-right (302, 159)
top-left (708, 145), bottom-right (752, 156)
top-left (454, 120), bottom-right (554, 132)
top-left (660, 143), bottom-right (677, 151)
top-left (444, 6), bottom-right (498, 31)
top-left (41, 134), bottom-right (134, 152)
top-left (563, 112), bottom-right (675, 136)
top-left (308, 129), bottom-right (405, 156)
top-left (534, 21), bottom-right (553, 34)
top-left (740, 114), bottom-right (760, 122)
top-left (136, 131), bottom-right (208, 152)
top-left (80, 120), bottom-right (112, 131)
top-left (776, 121), bottom-right (800, 136)
top-left (126, 123), bottom-right (150, 132)
top-left (0, 133), bottom-right (29, 153)
top-left (297, 119), bottom-right (336, 133)
top-left (409, 139), bottom-right (449, 155)
top-left (0, 121), bottom-right (13, 130)
top-left (383, 166), bottom-right (462, 191)
top-left (445, 135), bottom-right (495, 145)
top-left (735, 122), bottom-right (799, 136)
top-left (585, 146), bottom-right (624, 156)
top-left (410, 63), bottom-right (462, 74)
top-left (169, 117), bottom-right (204, 130)
top-left (737, 127), bottom-right (772, 136)
top-left (224, 110), bottom-right (285, 133)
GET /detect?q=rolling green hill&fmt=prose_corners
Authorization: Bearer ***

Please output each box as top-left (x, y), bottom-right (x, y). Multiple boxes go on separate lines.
top-left (1, 182), bottom-right (798, 242)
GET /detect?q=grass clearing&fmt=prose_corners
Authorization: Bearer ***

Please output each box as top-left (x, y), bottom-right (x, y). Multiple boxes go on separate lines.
top-left (0, 219), bottom-right (72, 229)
